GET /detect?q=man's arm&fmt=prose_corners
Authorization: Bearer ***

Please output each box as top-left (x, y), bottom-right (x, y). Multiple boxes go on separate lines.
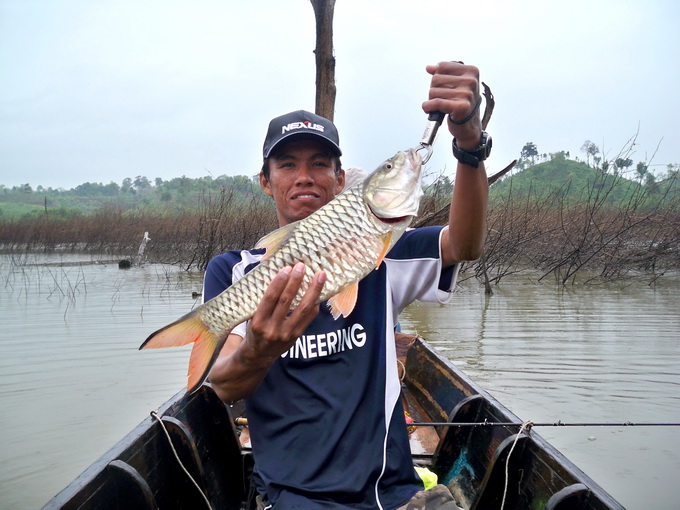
top-left (422, 61), bottom-right (489, 268)
top-left (208, 263), bottom-right (326, 403)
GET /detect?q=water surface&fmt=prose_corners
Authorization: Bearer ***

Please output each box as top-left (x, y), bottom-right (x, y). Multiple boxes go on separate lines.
top-left (400, 273), bottom-right (680, 509)
top-left (0, 253), bottom-right (200, 508)
top-left (1, 255), bottom-right (678, 508)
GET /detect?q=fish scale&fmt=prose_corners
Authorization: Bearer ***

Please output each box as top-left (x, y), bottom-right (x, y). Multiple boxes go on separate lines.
top-left (141, 148), bottom-right (423, 392)
top-left (194, 187), bottom-right (383, 341)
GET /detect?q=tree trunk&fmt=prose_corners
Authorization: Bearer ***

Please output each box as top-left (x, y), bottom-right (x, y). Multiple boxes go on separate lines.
top-left (310, 0), bottom-right (336, 121)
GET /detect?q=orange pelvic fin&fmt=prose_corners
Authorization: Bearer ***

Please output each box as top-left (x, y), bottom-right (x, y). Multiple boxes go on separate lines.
top-left (327, 282), bottom-right (359, 320)
top-left (140, 312), bottom-right (228, 394)
top-left (375, 231), bottom-right (393, 268)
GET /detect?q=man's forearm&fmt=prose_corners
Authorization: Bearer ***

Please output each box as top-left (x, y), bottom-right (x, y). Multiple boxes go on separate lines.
top-left (209, 340), bottom-right (276, 403)
top-left (447, 160), bottom-right (488, 263)
top-left (422, 61), bottom-right (489, 266)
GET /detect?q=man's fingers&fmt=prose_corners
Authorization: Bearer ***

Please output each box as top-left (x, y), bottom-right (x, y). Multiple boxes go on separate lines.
top-left (423, 61), bottom-right (483, 143)
top-left (283, 270), bottom-right (326, 339)
top-left (255, 263), bottom-right (324, 331)
top-left (247, 264), bottom-right (326, 359)
top-left (257, 264), bottom-right (294, 316)
top-left (290, 270), bottom-right (326, 318)
top-left (274, 262), bottom-right (307, 314)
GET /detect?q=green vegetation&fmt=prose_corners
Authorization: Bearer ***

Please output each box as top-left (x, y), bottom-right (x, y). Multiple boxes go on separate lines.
top-left (416, 144), bottom-right (678, 286)
top-left (0, 175), bottom-right (278, 271)
top-left (1, 145), bottom-right (678, 283)
top-left (490, 150), bottom-right (679, 209)
top-left (0, 174), bottom-right (264, 221)
top-left (2, 142), bottom-right (677, 222)
top-left (478, 148), bottom-right (679, 286)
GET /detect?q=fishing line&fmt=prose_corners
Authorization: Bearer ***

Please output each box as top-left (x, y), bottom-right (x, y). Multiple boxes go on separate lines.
top-left (150, 411), bottom-right (213, 510)
top-left (409, 420), bottom-right (680, 427)
top-left (234, 418), bottom-right (680, 428)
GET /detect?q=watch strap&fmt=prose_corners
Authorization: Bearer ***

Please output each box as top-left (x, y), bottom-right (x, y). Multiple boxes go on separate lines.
top-left (452, 131), bottom-right (492, 168)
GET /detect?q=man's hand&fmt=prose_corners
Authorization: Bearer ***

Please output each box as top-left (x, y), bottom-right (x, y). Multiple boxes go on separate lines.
top-left (243, 262), bottom-right (327, 366)
top-left (423, 61), bottom-right (482, 150)
top-left (423, 61), bottom-right (489, 267)
top-left (208, 262), bottom-right (326, 403)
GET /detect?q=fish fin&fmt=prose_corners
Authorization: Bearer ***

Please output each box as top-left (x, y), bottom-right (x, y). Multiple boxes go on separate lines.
top-left (375, 231), bottom-right (393, 268)
top-left (140, 312), bottom-right (206, 349)
top-left (140, 312), bottom-right (228, 394)
top-left (327, 282), bottom-right (359, 319)
top-left (186, 329), bottom-right (229, 393)
top-left (254, 222), bottom-right (299, 260)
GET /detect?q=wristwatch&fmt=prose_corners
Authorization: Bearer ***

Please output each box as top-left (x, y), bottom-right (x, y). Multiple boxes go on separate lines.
top-left (452, 131), bottom-right (492, 168)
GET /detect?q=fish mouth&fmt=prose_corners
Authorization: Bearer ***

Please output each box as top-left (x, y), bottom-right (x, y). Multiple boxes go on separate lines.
top-left (405, 148), bottom-right (423, 175)
top-left (377, 214), bottom-right (411, 224)
top-left (368, 207), bottom-right (412, 224)
top-left (408, 148), bottom-right (421, 167)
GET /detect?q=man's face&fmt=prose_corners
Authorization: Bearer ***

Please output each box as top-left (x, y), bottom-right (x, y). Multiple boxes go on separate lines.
top-left (261, 138), bottom-right (345, 226)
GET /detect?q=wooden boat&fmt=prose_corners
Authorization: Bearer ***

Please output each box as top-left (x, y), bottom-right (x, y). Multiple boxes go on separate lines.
top-left (44, 335), bottom-right (624, 509)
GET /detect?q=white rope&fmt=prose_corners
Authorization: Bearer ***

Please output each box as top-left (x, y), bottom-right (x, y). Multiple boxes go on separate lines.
top-left (397, 359), bottom-right (407, 382)
top-left (499, 420), bottom-right (533, 510)
top-left (150, 411), bottom-right (213, 510)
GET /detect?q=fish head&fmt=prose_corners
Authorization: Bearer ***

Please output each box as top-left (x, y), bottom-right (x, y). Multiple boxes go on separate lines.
top-left (363, 148), bottom-right (423, 224)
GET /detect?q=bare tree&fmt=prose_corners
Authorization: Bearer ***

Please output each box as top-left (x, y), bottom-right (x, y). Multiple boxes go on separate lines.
top-left (580, 140), bottom-right (600, 168)
top-left (310, 0), bottom-right (337, 120)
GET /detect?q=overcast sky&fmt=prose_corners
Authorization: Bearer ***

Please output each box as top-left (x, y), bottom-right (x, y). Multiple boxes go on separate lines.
top-left (1, 0), bottom-right (678, 190)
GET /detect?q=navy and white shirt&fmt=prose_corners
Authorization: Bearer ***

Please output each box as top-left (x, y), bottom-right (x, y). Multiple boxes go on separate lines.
top-left (203, 226), bottom-right (458, 509)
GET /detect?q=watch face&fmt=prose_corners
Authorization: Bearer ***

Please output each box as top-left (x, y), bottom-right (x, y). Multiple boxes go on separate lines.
top-left (483, 134), bottom-right (492, 157)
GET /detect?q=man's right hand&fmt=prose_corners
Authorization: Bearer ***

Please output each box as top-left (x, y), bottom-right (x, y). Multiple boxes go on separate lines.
top-left (244, 262), bottom-right (327, 365)
top-left (209, 262), bottom-right (326, 403)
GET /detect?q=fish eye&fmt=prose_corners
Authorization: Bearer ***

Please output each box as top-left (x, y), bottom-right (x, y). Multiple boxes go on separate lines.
top-left (384, 163), bottom-right (393, 170)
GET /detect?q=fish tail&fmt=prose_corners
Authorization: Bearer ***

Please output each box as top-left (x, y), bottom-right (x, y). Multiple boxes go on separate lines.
top-left (140, 311), bottom-right (230, 394)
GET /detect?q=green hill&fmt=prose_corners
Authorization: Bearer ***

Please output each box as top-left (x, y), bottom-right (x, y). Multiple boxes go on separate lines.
top-left (1, 155), bottom-right (678, 222)
top-left (489, 153), bottom-right (679, 210)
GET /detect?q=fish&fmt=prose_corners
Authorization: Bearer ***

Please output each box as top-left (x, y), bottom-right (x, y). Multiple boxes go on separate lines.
top-left (140, 148), bottom-right (423, 393)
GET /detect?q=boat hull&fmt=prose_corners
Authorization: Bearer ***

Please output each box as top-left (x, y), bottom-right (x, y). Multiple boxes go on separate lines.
top-left (44, 336), bottom-right (624, 509)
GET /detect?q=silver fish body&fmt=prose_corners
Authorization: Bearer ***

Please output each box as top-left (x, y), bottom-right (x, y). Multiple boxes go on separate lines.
top-left (141, 148), bottom-right (423, 392)
top-left (202, 182), bottom-right (404, 329)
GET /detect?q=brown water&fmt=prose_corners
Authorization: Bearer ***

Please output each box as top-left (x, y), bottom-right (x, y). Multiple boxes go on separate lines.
top-left (0, 254), bottom-right (678, 508)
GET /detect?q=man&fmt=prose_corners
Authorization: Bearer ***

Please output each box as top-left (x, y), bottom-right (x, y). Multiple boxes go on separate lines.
top-left (204, 61), bottom-right (489, 509)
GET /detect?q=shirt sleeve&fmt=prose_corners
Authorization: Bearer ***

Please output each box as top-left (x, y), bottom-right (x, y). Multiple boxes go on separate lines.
top-left (385, 226), bottom-right (459, 314)
top-left (203, 252), bottom-right (241, 301)
top-left (202, 250), bottom-right (264, 338)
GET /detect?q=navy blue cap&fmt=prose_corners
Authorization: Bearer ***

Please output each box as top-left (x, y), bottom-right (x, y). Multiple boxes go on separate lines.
top-left (263, 110), bottom-right (341, 159)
